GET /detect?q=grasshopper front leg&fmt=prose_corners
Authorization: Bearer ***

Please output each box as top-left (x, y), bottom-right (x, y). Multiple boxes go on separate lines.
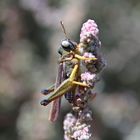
top-left (75, 54), bottom-right (97, 61)
top-left (59, 53), bottom-right (97, 63)
top-left (40, 64), bottom-right (89, 106)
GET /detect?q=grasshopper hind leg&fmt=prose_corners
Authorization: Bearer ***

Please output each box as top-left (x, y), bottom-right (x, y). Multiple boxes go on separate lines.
top-left (41, 85), bottom-right (55, 95)
top-left (40, 99), bottom-right (51, 106)
top-left (40, 64), bottom-right (89, 106)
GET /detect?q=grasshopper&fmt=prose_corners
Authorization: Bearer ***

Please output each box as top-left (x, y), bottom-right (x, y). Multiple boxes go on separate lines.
top-left (40, 22), bottom-right (97, 121)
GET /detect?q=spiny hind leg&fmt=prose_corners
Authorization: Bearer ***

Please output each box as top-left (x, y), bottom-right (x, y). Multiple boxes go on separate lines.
top-left (69, 64), bottom-right (79, 81)
top-left (40, 79), bottom-right (73, 106)
top-left (72, 81), bottom-right (89, 87)
top-left (40, 64), bottom-right (89, 106)
top-left (41, 84), bottom-right (55, 95)
top-left (40, 62), bottom-right (84, 96)
top-left (41, 64), bottom-right (79, 106)
top-left (69, 64), bottom-right (89, 87)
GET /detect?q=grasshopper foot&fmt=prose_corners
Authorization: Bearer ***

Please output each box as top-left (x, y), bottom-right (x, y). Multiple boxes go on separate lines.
top-left (41, 89), bottom-right (50, 95)
top-left (40, 99), bottom-right (50, 106)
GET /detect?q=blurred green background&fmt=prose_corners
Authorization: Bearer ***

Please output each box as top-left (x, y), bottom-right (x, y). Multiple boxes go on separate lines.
top-left (0, 0), bottom-right (140, 140)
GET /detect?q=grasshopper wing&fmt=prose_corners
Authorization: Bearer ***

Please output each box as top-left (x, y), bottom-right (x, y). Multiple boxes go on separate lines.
top-left (49, 62), bottom-right (65, 122)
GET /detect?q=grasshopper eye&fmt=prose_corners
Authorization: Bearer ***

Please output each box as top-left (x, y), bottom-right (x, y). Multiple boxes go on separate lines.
top-left (61, 40), bottom-right (76, 52)
top-left (61, 40), bottom-right (70, 47)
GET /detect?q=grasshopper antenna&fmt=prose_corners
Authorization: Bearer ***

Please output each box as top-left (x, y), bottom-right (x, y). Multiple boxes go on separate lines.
top-left (60, 21), bottom-right (68, 39)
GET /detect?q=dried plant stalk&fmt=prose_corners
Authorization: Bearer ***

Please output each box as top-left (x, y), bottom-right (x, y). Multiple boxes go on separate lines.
top-left (63, 19), bottom-right (105, 140)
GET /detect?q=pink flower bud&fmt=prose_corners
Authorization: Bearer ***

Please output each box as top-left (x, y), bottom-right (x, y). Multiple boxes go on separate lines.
top-left (81, 72), bottom-right (96, 82)
top-left (80, 19), bottom-right (99, 43)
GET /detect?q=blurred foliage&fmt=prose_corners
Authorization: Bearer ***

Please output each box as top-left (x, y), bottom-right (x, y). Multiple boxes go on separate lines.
top-left (0, 0), bottom-right (140, 140)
